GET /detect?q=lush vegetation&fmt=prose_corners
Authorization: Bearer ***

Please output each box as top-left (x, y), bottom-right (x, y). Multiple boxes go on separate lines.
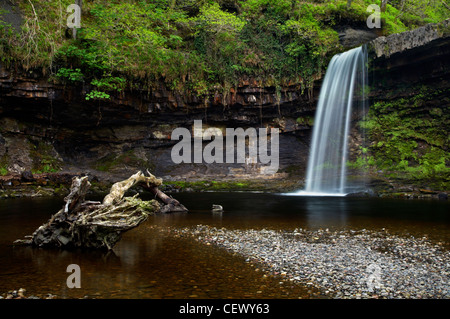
top-left (1, 0), bottom-right (449, 101)
top-left (350, 86), bottom-right (450, 188)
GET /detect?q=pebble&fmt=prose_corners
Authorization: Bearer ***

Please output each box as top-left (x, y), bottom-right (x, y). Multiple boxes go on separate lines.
top-left (173, 225), bottom-right (450, 299)
top-left (1, 288), bottom-right (41, 299)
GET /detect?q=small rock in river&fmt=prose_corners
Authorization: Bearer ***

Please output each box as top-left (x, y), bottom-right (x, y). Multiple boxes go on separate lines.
top-left (438, 193), bottom-right (448, 200)
top-left (21, 171), bottom-right (35, 182)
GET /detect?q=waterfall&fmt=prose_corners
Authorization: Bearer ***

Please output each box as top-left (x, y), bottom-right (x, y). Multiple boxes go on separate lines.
top-left (294, 46), bottom-right (368, 196)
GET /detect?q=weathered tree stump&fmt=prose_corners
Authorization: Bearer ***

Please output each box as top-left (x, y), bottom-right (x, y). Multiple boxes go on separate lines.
top-left (14, 170), bottom-right (187, 250)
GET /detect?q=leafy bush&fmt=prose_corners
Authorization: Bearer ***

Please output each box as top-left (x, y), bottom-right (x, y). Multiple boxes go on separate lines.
top-left (56, 67), bottom-right (83, 83)
top-left (85, 90), bottom-right (110, 101)
top-left (0, 0), bottom-right (448, 97)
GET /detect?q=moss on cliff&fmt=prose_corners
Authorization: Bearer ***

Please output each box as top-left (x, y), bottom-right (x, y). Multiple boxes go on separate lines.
top-left (163, 178), bottom-right (299, 192)
top-left (95, 150), bottom-right (149, 172)
top-left (350, 86), bottom-right (450, 189)
top-left (29, 141), bottom-right (62, 174)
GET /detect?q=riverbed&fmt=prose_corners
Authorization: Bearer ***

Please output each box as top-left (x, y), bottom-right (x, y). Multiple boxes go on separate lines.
top-left (0, 193), bottom-right (449, 299)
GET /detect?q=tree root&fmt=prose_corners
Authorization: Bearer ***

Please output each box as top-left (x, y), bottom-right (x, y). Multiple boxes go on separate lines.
top-left (13, 170), bottom-right (187, 250)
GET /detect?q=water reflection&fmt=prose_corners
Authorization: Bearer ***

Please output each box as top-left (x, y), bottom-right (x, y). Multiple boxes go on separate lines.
top-left (0, 193), bottom-right (449, 299)
top-left (4, 245), bottom-right (122, 298)
top-left (305, 198), bottom-right (348, 229)
top-left (212, 211), bottom-right (223, 221)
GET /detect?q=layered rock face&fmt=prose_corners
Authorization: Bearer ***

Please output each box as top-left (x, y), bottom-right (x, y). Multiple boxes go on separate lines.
top-left (370, 19), bottom-right (449, 58)
top-left (0, 67), bottom-right (318, 181)
top-left (368, 19), bottom-right (450, 97)
top-left (1, 20), bottom-right (449, 185)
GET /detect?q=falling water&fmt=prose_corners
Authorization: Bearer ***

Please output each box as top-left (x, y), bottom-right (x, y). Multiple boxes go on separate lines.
top-left (294, 46), bottom-right (368, 196)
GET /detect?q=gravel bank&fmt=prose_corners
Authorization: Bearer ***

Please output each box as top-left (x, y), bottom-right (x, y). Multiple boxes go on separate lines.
top-left (173, 225), bottom-right (450, 299)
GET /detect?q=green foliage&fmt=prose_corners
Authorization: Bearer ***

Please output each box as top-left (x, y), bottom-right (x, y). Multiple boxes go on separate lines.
top-left (0, 166), bottom-right (7, 176)
top-left (56, 67), bottom-right (83, 83)
top-left (54, 43), bottom-right (127, 100)
top-left (85, 90), bottom-right (110, 101)
top-left (195, 2), bottom-right (245, 34)
top-left (387, 0), bottom-right (450, 29)
top-left (86, 76), bottom-right (126, 100)
top-left (33, 159), bottom-right (59, 174)
top-left (164, 179), bottom-right (251, 191)
top-left (355, 87), bottom-right (450, 181)
top-left (29, 141), bottom-right (62, 174)
top-left (296, 116), bottom-right (314, 126)
top-left (0, 0), bottom-right (73, 70)
top-left (90, 77), bottom-right (126, 92)
top-left (94, 150), bottom-right (148, 172)
top-left (0, 0), bottom-right (448, 97)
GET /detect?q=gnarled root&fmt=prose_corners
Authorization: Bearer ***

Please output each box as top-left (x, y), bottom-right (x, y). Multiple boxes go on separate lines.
top-left (14, 170), bottom-right (187, 250)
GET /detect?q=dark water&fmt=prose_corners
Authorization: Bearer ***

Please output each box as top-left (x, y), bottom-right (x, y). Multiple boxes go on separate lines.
top-left (0, 193), bottom-right (449, 299)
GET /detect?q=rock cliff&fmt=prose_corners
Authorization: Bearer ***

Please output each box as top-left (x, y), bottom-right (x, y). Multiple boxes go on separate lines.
top-left (1, 20), bottom-right (449, 191)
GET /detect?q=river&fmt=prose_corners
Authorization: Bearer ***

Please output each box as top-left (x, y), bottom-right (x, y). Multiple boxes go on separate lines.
top-left (0, 193), bottom-right (449, 298)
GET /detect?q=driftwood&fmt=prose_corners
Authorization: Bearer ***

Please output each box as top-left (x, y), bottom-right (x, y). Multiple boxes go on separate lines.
top-left (14, 170), bottom-right (187, 250)
top-left (141, 184), bottom-right (188, 214)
